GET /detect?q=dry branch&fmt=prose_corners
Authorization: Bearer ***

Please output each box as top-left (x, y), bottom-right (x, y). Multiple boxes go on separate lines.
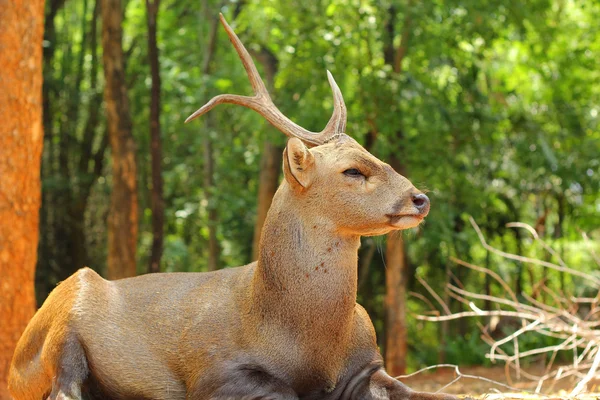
top-left (414, 219), bottom-right (600, 396)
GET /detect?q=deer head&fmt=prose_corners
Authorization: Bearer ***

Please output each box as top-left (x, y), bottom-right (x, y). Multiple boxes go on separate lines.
top-left (186, 14), bottom-right (430, 237)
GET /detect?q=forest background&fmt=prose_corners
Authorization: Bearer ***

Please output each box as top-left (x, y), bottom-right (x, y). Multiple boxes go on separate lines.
top-left (1, 0), bottom-right (599, 395)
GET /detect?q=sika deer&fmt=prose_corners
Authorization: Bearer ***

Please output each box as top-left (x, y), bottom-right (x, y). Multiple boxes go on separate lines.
top-left (8, 14), bottom-right (454, 400)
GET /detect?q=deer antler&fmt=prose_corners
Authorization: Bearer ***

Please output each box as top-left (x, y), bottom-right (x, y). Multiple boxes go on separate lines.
top-left (185, 14), bottom-right (347, 147)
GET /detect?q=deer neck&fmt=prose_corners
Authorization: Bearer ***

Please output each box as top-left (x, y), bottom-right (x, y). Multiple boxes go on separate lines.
top-left (252, 184), bottom-right (360, 336)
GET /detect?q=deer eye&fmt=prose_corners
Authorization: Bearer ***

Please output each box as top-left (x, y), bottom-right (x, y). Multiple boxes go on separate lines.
top-left (343, 168), bottom-right (363, 177)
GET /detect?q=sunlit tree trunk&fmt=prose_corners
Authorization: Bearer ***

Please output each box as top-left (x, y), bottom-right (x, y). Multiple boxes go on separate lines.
top-left (0, 0), bottom-right (45, 394)
top-left (384, 2), bottom-right (412, 376)
top-left (101, 0), bottom-right (138, 279)
top-left (385, 231), bottom-right (408, 376)
top-left (146, 0), bottom-right (164, 273)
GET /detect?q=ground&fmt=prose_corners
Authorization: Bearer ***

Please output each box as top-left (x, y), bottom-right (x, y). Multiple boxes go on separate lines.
top-left (400, 365), bottom-right (600, 399)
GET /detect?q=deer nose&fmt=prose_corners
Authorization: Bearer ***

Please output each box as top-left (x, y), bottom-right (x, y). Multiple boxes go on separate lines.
top-left (412, 193), bottom-right (430, 214)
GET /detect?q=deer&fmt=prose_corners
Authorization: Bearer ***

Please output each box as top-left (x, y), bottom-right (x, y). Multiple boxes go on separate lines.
top-left (8, 14), bottom-right (456, 400)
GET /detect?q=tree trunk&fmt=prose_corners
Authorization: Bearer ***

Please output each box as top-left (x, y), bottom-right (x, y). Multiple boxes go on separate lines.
top-left (383, 2), bottom-right (412, 376)
top-left (146, 0), bottom-right (164, 274)
top-left (358, 238), bottom-right (376, 291)
top-left (554, 193), bottom-right (566, 291)
top-left (203, 127), bottom-right (220, 272)
top-left (200, 9), bottom-right (221, 271)
top-left (438, 263), bottom-right (450, 364)
top-left (513, 213), bottom-right (524, 296)
top-left (251, 46), bottom-right (282, 261)
top-left (385, 233), bottom-right (408, 376)
top-left (37, 0), bottom-right (66, 301)
top-left (484, 234), bottom-right (492, 311)
top-left (252, 142), bottom-right (282, 260)
top-left (0, 0), bottom-right (45, 393)
top-left (101, 0), bottom-right (138, 279)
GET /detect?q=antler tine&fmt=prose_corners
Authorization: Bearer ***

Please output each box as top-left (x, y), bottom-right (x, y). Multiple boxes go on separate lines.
top-left (185, 14), bottom-right (348, 147)
top-left (218, 13), bottom-right (269, 98)
top-left (322, 70), bottom-right (347, 136)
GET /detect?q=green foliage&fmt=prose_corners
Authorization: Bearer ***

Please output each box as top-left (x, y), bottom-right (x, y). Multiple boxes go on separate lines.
top-left (443, 329), bottom-right (492, 367)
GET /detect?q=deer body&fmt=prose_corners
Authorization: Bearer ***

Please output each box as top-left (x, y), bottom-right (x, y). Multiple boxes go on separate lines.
top-left (9, 15), bottom-right (455, 400)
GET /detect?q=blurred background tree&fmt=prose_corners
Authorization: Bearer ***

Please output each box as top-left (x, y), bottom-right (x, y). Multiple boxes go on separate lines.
top-left (32, 0), bottom-right (599, 374)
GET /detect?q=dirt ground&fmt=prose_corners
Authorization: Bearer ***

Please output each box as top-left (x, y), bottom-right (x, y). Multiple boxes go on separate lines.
top-left (399, 365), bottom-right (600, 399)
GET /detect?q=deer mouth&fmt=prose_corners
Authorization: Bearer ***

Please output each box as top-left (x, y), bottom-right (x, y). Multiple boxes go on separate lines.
top-left (386, 214), bottom-right (425, 229)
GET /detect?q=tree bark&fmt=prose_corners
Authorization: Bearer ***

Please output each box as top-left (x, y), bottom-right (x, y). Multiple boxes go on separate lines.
top-left (251, 46), bottom-right (282, 261)
top-left (146, 0), bottom-right (164, 274)
top-left (554, 193), bottom-right (566, 291)
top-left (201, 9), bottom-right (221, 271)
top-left (383, 2), bottom-right (412, 376)
top-left (252, 141), bottom-right (282, 260)
top-left (0, 0), bottom-right (45, 393)
top-left (385, 232), bottom-right (408, 376)
top-left (37, 0), bottom-right (67, 300)
top-left (101, 0), bottom-right (138, 279)
top-left (203, 127), bottom-right (220, 272)
top-left (59, 0), bottom-right (91, 279)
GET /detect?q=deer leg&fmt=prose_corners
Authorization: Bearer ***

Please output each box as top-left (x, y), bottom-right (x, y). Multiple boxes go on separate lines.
top-left (47, 332), bottom-right (88, 400)
top-left (189, 364), bottom-right (298, 400)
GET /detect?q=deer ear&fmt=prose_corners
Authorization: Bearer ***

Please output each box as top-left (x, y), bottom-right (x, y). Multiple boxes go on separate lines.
top-left (283, 138), bottom-right (315, 191)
